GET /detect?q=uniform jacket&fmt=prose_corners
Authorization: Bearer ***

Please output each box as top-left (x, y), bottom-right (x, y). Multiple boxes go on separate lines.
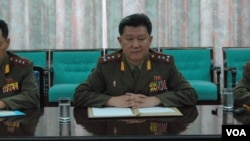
top-left (0, 51), bottom-right (39, 109)
top-left (73, 49), bottom-right (198, 107)
top-left (234, 62), bottom-right (250, 106)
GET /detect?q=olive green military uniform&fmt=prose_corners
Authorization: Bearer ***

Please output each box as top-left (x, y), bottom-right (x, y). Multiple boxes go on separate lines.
top-left (73, 49), bottom-right (197, 107)
top-left (0, 51), bottom-right (39, 109)
top-left (234, 62), bottom-right (250, 106)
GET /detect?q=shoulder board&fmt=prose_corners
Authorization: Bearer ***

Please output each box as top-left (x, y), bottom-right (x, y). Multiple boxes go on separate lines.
top-left (99, 51), bottom-right (123, 64)
top-left (150, 51), bottom-right (173, 63)
top-left (9, 55), bottom-right (30, 66)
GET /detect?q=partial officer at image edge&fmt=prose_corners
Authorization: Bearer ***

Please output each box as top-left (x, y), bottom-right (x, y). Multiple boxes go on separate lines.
top-left (0, 19), bottom-right (39, 110)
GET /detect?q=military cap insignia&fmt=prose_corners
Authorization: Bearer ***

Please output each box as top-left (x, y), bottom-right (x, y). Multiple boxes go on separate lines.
top-left (99, 52), bottom-right (122, 64)
top-left (150, 51), bottom-right (173, 63)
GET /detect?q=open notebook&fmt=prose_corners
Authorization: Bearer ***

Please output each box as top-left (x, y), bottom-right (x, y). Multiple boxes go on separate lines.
top-left (88, 106), bottom-right (182, 118)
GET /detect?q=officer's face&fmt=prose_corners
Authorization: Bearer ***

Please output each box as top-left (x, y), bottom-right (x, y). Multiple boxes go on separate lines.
top-left (117, 26), bottom-right (152, 66)
top-left (0, 31), bottom-right (10, 53)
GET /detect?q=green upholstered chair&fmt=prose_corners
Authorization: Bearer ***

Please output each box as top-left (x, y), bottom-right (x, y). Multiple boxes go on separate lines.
top-left (223, 47), bottom-right (250, 88)
top-left (161, 47), bottom-right (221, 104)
top-left (48, 49), bottom-right (102, 103)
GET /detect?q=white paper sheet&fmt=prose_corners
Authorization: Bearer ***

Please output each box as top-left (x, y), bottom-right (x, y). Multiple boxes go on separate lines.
top-left (138, 106), bottom-right (174, 113)
top-left (92, 107), bottom-right (134, 117)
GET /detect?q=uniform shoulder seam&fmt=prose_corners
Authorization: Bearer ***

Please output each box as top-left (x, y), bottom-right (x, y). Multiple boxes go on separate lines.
top-left (150, 51), bottom-right (173, 63)
top-left (99, 51), bottom-right (122, 64)
top-left (9, 55), bottom-right (30, 66)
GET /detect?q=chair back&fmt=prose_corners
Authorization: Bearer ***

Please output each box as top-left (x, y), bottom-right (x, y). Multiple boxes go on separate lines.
top-left (223, 47), bottom-right (250, 87)
top-left (160, 47), bottom-right (220, 103)
top-left (161, 47), bottom-right (213, 81)
top-left (51, 49), bottom-right (102, 84)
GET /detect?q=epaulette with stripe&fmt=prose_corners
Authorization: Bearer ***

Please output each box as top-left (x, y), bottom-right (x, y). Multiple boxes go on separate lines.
top-left (99, 50), bottom-right (123, 64)
top-left (9, 53), bottom-right (30, 66)
top-left (149, 51), bottom-right (173, 64)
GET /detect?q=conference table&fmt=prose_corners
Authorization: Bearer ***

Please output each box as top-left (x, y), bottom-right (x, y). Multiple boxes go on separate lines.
top-left (0, 105), bottom-right (248, 141)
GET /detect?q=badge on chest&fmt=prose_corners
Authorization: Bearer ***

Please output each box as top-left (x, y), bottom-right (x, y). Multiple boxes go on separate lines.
top-left (149, 76), bottom-right (167, 94)
top-left (2, 78), bottom-right (19, 93)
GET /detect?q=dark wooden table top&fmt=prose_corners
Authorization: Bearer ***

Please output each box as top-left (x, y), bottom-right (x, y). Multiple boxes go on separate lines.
top-left (0, 105), bottom-right (248, 140)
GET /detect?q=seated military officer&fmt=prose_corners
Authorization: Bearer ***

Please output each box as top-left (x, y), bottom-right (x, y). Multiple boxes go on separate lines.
top-left (0, 19), bottom-right (39, 110)
top-left (73, 13), bottom-right (198, 108)
top-left (234, 62), bottom-right (250, 106)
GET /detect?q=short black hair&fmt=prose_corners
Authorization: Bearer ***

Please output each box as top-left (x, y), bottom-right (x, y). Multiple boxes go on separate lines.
top-left (118, 13), bottom-right (152, 35)
top-left (0, 19), bottom-right (9, 39)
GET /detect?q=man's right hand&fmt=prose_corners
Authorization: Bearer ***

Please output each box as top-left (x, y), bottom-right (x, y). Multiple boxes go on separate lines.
top-left (105, 94), bottom-right (135, 107)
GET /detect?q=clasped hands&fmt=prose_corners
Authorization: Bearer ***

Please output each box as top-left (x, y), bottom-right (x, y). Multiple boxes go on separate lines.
top-left (106, 92), bottom-right (160, 108)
